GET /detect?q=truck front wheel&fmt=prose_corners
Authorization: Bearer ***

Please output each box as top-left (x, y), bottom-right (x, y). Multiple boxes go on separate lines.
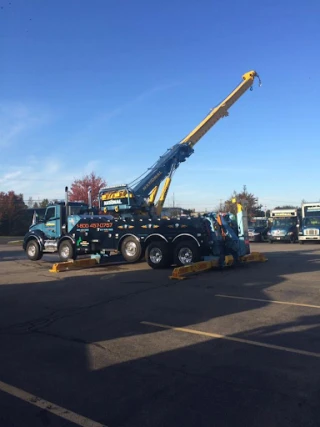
top-left (59, 240), bottom-right (77, 261)
top-left (146, 241), bottom-right (172, 269)
top-left (173, 240), bottom-right (201, 266)
top-left (121, 236), bottom-right (142, 263)
top-left (26, 240), bottom-right (43, 261)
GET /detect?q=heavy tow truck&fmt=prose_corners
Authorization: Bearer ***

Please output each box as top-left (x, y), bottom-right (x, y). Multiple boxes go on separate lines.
top-left (23, 188), bottom-right (251, 269)
top-left (23, 70), bottom-right (261, 268)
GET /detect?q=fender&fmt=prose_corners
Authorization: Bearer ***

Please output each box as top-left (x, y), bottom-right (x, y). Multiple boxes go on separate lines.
top-left (172, 233), bottom-right (201, 247)
top-left (144, 233), bottom-right (168, 243)
top-left (23, 230), bottom-right (45, 251)
top-left (58, 235), bottom-right (76, 246)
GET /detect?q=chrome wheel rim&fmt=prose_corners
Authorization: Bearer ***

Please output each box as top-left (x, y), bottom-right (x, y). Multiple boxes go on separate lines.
top-left (61, 245), bottom-right (70, 258)
top-left (178, 247), bottom-right (193, 264)
top-left (125, 241), bottom-right (137, 257)
top-left (27, 243), bottom-right (36, 257)
top-left (149, 247), bottom-right (163, 264)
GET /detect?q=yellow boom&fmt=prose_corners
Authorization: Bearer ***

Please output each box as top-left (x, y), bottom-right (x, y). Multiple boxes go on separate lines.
top-left (154, 70), bottom-right (261, 215)
top-left (179, 70), bottom-right (261, 148)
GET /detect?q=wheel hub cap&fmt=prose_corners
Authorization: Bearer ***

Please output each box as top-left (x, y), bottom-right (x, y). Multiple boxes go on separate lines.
top-left (149, 247), bottom-right (163, 264)
top-left (178, 247), bottom-right (193, 264)
top-left (28, 244), bottom-right (36, 256)
top-left (61, 246), bottom-right (70, 258)
top-left (125, 241), bottom-right (137, 256)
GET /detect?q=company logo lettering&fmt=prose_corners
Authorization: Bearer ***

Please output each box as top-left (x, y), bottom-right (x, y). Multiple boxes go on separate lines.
top-left (101, 190), bottom-right (132, 201)
top-left (104, 199), bottom-right (122, 206)
top-left (142, 171), bottom-right (162, 191)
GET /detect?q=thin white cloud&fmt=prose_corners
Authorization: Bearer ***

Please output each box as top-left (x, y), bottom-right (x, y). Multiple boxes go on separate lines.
top-left (0, 159), bottom-right (107, 201)
top-left (0, 102), bottom-right (53, 147)
top-left (0, 170), bottom-right (23, 184)
top-left (77, 81), bottom-right (182, 134)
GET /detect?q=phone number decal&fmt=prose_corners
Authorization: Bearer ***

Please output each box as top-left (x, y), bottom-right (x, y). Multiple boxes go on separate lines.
top-left (77, 223), bottom-right (113, 229)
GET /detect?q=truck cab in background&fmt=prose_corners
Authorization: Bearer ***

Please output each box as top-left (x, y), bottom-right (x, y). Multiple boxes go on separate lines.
top-left (248, 216), bottom-right (269, 242)
top-left (268, 209), bottom-right (299, 243)
top-left (298, 203), bottom-right (320, 244)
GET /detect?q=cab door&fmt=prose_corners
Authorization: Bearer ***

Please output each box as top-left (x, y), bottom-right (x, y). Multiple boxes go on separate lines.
top-left (43, 206), bottom-right (59, 238)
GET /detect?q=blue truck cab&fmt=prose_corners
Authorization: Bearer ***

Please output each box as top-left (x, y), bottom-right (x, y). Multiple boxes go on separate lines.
top-left (23, 200), bottom-right (90, 260)
top-left (268, 209), bottom-right (299, 243)
top-left (298, 203), bottom-right (320, 244)
top-left (248, 217), bottom-right (269, 242)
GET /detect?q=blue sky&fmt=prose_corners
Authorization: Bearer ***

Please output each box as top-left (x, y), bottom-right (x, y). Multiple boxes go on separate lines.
top-left (1, 0), bottom-right (320, 211)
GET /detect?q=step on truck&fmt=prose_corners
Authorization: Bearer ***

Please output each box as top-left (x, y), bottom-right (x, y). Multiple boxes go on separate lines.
top-left (23, 188), bottom-right (213, 269)
top-left (298, 202), bottom-right (320, 244)
top-left (268, 209), bottom-right (300, 243)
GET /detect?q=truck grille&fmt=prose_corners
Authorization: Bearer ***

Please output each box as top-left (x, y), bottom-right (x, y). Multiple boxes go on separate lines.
top-left (305, 229), bottom-right (319, 236)
top-left (271, 230), bottom-right (286, 237)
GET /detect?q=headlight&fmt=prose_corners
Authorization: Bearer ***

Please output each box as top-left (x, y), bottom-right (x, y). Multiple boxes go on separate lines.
top-left (287, 232), bottom-right (294, 236)
top-left (267, 231), bottom-right (271, 235)
top-left (299, 232), bottom-right (303, 235)
top-left (254, 232), bottom-right (260, 235)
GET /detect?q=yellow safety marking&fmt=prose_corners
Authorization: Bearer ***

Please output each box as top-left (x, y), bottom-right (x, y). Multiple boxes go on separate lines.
top-left (240, 252), bottom-right (268, 263)
top-left (50, 258), bottom-right (98, 273)
top-left (224, 255), bottom-right (234, 266)
top-left (141, 321), bottom-right (320, 359)
top-left (170, 259), bottom-right (220, 280)
top-left (0, 379), bottom-right (107, 427)
top-left (169, 252), bottom-right (267, 280)
top-left (215, 294), bottom-right (320, 309)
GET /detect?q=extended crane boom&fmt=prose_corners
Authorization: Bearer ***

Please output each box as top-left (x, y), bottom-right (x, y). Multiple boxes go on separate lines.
top-left (99, 70), bottom-right (261, 217)
top-left (154, 70), bottom-right (261, 215)
top-left (180, 71), bottom-right (261, 148)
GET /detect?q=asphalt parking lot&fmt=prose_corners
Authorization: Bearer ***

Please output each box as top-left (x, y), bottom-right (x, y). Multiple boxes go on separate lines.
top-left (1, 242), bottom-right (320, 427)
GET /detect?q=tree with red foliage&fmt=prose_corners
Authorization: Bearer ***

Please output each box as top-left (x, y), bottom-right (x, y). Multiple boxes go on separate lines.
top-left (69, 172), bottom-right (106, 206)
top-left (0, 191), bottom-right (28, 235)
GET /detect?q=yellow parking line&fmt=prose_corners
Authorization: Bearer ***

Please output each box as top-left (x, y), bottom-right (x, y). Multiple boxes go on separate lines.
top-left (215, 294), bottom-right (320, 309)
top-left (0, 380), bottom-right (107, 427)
top-left (141, 321), bottom-right (320, 359)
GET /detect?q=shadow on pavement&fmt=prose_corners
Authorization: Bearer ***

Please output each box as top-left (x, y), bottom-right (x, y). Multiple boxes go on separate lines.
top-left (0, 247), bottom-right (320, 426)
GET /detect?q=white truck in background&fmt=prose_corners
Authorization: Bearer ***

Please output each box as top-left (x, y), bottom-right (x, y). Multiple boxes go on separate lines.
top-left (298, 203), bottom-right (320, 244)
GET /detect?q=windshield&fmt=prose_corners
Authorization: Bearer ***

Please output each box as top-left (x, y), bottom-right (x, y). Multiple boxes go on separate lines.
top-left (304, 207), bottom-right (320, 217)
top-left (248, 220), bottom-right (267, 228)
top-left (70, 206), bottom-right (88, 215)
top-left (272, 218), bottom-right (297, 228)
top-left (303, 217), bottom-right (320, 226)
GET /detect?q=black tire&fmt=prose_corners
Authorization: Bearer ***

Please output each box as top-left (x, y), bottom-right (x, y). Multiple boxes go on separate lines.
top-left (26, 240), bottom-right (43, 261)
top-left (173, 239), bottom-right (201, 267)
top-left (121, 236), bottom-right (142, 263)
top-left (269, 240), bottom-right (273, 244)
top-left (146, 241), bottom-right (172, 269)
top-left (299, 240), bottom-right (305, 245)
top-left (58, 240), bottom-right (77, 261)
